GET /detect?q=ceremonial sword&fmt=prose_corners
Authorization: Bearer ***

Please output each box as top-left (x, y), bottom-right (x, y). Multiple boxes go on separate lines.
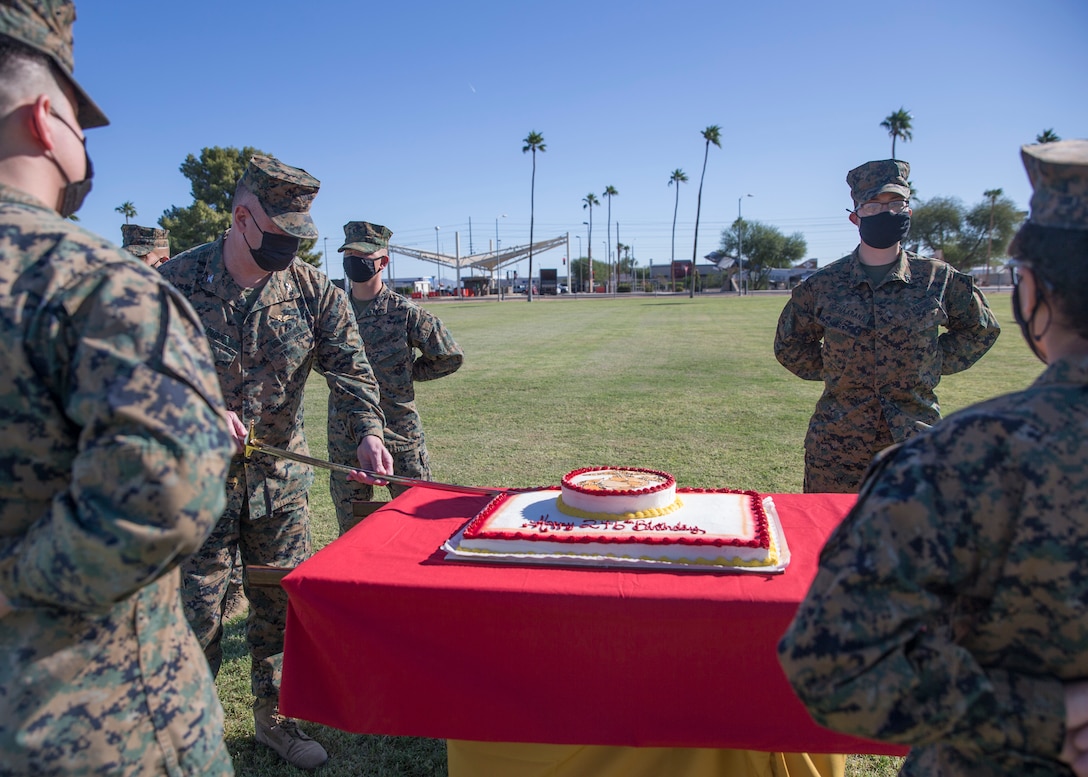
top-left (243, 424), bottom-right (512, 496)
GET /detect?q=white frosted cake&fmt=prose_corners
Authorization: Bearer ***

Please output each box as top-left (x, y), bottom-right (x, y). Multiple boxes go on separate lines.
top-left (558, 466), bottom-right (681, 519)
top-left (444, 467), bottom-right (790, 573)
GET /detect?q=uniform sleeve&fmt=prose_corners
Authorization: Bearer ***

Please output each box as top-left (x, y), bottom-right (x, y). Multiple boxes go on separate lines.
top-left (408, 307), bottom-right (464, 382)
top-left (316, 283), bottom-right (386, 442)
top-left (939, 272), bottom-right (1000, 374)
top-left (774, 282), bottom-right (824, 380)
top-left (1, 267), bottom-right (234, 613)
top-left (777, 429), bottom-right (1066, 762)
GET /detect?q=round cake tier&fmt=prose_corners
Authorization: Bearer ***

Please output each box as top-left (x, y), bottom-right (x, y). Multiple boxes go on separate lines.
top-left (558, 467), bottom-right (680, 520)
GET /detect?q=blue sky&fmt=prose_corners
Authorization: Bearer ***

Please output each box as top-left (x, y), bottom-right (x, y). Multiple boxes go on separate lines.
top-left (71, 0), bottom-right (1086, 282)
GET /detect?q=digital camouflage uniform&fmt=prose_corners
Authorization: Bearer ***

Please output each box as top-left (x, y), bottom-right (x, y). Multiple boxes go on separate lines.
top-left (778, 353), bottom-right (1088, 775)
top-left (780, 140), bottom-right (1088, 777)
top-left (160, 235), bottom-right (384, 703)
top-left (328, 283), bottom-right (463, 531)
top-left (328, 222), bottom-right (463, 534)
top-left (774, 160), bottom-right (999, 493)
top-left (0, 182), bottom-right (236, 774)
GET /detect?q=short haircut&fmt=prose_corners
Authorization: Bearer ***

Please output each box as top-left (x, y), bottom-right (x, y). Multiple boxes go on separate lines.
top-left (0, 39), bottom-right (72, 118)
top-left (1009, 222), bottom-right (1088, 340)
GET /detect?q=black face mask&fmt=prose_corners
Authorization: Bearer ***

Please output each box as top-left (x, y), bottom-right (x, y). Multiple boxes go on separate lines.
top-left (242, 214), bottom-right (300, 272)
top-left (48, 109), bottom-right (93, 218)
top-left (1011, 268), bottom-right (1049, 364)
top-left (344, 256), bottom-right (379, 283)
top-left (859, 211), bottom-right (911, 250)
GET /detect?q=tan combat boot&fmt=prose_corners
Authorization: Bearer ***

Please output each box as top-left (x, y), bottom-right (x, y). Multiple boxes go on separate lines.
top-left (254, 699), bottom-right (328, 770)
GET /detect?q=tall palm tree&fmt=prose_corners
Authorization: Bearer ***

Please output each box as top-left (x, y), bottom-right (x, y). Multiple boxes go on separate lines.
top-left (602, 185), bottom-right (618, 293)
top-left (115, 201), bottom-right (137, 224)
top-left (691, 125), bottom-right (721, 298)
top-left (582, 193), bottom-right (599, 292)
top-left (522, 130), bottom-right (546, 302)
top-left (880, 108), bottom-right (913, 158)
top-left (668, 169), bottom-right (688, 263)
top-left (1036, 128), bottom-right (1061, 144)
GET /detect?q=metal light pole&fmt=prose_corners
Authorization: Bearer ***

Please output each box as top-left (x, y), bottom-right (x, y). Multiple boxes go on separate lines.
top-left (738, 194), bottom-right (753, 295)
top-left (495, 214), bottom-right (506, 299)
top-left (434, 226), bottom-right (441, 296)
top-left (323, 236), bottom-right (329, 279)
top-left (583, 221), bottom-right (591, 293)
top-left (576, 234), bottom-right (582, 293)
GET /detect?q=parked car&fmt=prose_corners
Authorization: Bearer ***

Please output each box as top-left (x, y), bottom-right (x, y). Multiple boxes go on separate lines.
top-left (558, 284), bottom-right (569, 294)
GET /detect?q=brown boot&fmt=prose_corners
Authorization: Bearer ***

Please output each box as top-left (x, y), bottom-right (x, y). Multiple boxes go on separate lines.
top-left (254, 699), bottom-right (328, 770)
top-left (223, 579), bottom-right (248, 622)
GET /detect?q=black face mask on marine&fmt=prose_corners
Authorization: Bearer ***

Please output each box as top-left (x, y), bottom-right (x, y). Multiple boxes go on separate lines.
top-left (243, 218), bottom-right (300, 272)
top-left (48, 109), bottom-right (94, 218)
top-left (858, 211), bottom-right (911, 250)
top-left (1011, 269), bottom-right (1050, 364)
top-left (344, 256), bottom-right (379, 283)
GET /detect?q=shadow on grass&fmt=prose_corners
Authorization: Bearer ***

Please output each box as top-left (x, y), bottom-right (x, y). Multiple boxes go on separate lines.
top-left (218, 615), bottom-right (447, 776)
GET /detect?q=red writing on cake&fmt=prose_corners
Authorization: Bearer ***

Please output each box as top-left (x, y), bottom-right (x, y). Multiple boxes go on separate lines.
top-left (520, 515), bottom-right (578, 533)
top-left (630, 520), bottom-right (706, 535)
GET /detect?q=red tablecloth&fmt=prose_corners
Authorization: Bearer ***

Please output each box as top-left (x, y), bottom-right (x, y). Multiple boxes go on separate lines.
top-left (280, 488), bottom-right (907, 756)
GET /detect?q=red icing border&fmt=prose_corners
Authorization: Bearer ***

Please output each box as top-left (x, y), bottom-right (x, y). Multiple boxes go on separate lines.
top-left (462, 487), bottom-right (769, 549)
top-left (561, 466), bottom-right (675, 496)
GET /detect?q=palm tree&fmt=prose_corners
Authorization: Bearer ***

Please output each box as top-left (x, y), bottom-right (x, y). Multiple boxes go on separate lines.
top-left (522, 131), bottom-right (546, 302)
top-left (115, 201), bottom-right (137, 224)
top-left (1036, 128), bottom-right (1061, 144)
top-left (880, 108), bottom-right (913, 158)
top-left (668, 169), bottom-right (688, 263)
top-left (582, 193), bottom-right (599, 292)
top-left (691, 125), bottom-right (722, 298)
top-left (602, 185), bottom-right (618, 293)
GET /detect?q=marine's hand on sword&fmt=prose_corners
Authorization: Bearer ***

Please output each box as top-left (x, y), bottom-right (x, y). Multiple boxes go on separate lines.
top-left (225, 411), bottom-right (248, 453)
top-left (351, 434), bottom-right (392, 486)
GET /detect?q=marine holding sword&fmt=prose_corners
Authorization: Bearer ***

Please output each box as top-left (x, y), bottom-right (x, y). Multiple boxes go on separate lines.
top-left (160, 155), bottom-right (392, 770)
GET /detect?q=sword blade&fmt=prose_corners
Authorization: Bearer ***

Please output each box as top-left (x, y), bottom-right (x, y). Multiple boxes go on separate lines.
top-left (243, 437), bottom-right (508, 496)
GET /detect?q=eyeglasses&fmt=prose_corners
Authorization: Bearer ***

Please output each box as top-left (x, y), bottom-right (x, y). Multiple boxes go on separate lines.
top-left (854, 200), bottom-right (910, 218)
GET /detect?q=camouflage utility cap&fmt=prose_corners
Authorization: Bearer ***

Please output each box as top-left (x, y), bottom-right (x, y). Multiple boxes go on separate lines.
top-left (847, 159), bottom-right (911, 207)
top-left (0, 0), bottom-right (108, 128)
top-left (238, 155), bottom-right (320, 239)
top-left (339, 221), bottom-right (392, 254)
top-left (1021, 139), bottom-right (1088, 232)
top-left (121, 224), bottom-right (169, 256)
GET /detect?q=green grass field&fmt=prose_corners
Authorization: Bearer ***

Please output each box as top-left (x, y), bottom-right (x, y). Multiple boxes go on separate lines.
top-left (217, 290), bottom-right (1036, 777)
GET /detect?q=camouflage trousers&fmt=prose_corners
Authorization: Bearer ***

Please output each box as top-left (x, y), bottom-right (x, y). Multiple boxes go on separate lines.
top-left (803, 421), bottom-right (895, 494)
top-left (180, 493), bottom-right (311, 704)
top-left (329, 443), bottom-right (431, 535)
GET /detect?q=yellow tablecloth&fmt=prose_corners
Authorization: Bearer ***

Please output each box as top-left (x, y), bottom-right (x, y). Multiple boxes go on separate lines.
top-left (447, 741), bottom-right (845, 777)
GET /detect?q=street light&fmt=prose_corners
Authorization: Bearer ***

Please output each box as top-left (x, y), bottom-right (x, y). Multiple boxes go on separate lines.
top-left (495, 214), bottom-right (506, 299)
top-left (583, 221), bottom-right (590, 292)
top-left (323, 236), bottom-right (329, 280)
top-left (738, 194), bottom-right (753, 295)
top-left (434, 226), bottom-right (441, 295)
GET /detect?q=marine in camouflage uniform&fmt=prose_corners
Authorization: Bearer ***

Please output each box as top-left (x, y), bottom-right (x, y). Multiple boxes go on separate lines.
top-left (328, 221), bottom-right (463, 534)
top-left (0, 3), bottom-right (235, 773)
top-left (160, 157), bottom-right (388, 770)
top-left (121, 223), bottom-right (170, 268)
top-left (778, 140), bottom-right (1088, 776)
top-left (774, 159), bottom-right (999, 493)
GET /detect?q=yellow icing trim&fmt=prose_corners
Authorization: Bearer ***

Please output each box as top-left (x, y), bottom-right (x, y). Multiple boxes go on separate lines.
top-left (555, 494), bottom-right (684, 521)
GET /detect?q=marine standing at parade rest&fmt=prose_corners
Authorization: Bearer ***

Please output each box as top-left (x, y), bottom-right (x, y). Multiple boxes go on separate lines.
top-left (774, 159), bottom-right (1000, 493)
top-left (121, 222), bottom-right (170, 268)
top-left (0, 1), bottom-right (236, 773)
top-left (779, 139), bottom-right (1088, 776)
top-left (160, 156), bottom-right (392, 770)
top-left (328, 221), bottom-right (463, 534)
